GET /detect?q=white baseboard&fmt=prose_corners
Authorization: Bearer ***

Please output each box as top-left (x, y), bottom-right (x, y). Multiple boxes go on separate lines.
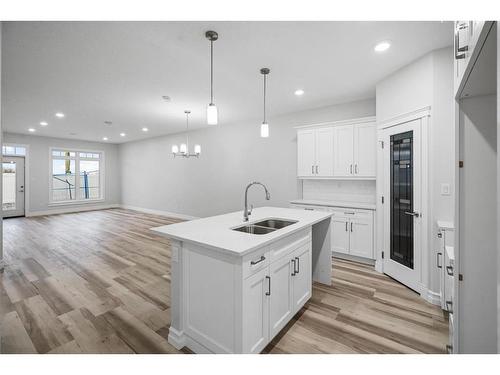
top-left (425, 289), bottom-right (442, 307)
top-left (26, 203), bottom-right (120, 217)
top-left (120, 205), bottom-right (199, 221)
top-left (332, 251), bottom-right (375, 266)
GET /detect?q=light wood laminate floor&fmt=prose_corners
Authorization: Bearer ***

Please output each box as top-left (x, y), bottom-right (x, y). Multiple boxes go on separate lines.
top-left (0, 209), bottom-right (448, 354)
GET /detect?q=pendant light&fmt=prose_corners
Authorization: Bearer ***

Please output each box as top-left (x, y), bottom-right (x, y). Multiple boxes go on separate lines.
top-left (206, 30), bottom-right (219, 125)
top-left (172, 110), bottom-right (201, 158)
top-left (260, 68), bottom-right (270, 138)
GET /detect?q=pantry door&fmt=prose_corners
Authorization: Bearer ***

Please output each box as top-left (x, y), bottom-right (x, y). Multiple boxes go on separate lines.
top-left (381, 118), bottom-right (423, 293)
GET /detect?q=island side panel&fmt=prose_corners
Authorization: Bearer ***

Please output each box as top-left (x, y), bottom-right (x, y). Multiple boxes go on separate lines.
top-left (311, 218), bottom-right (332, 285)
top-left (167, 239), bottom-right (186, 349)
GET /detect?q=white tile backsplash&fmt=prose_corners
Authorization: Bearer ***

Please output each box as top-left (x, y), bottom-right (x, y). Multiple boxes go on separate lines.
top-left (302, 179), bottom-right (376, 204)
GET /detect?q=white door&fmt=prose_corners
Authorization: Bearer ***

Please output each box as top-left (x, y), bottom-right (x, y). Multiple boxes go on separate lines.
top-left (242, 267), bottom-right (269, 354)
top-left (268, 255), bottom-right (293, 339)
top-left (334, 125), bottom-right (354, 177)
top-left (331, 216), bottom-right (350, 254)
top-left (349, 216), bottom-right (374, 259)
top-left (297, 130), bottom-right (316, 177)
top-left (315, 127), bottom-right (334, 176)
top-left (2, 156), bottom-right (25, 218)
top-left (291, 245), bottom-right (312, 313)
top-left (354, 123), bottom-right (377, 177)
top-left (382, 119), bottom-right (422, 292)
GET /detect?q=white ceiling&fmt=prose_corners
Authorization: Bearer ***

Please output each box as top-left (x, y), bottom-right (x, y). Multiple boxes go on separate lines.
top-left (2, 21), bottom-right (453, 143)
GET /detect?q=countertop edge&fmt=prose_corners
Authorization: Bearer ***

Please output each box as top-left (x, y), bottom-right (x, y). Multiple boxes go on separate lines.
top-left (290, 199), bottom-right (376, 210)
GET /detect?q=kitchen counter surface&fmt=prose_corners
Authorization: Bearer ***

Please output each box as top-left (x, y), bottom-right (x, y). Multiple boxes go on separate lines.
top-left (290, 199), bottom-right (376, 211)
top-left (151, 206), bottom-right (332, 256)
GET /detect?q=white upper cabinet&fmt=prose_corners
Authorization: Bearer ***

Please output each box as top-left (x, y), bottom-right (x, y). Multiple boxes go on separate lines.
top-left (296, 117), bottom-right (376, 180)
top-left (354, 122), bottom-right (377, 177)
top-left (297, 129), bottom-right (316, 177)
top-left (334, 125), bottom-right (354, 177)
top-left (315, 127), bottom-right (334, 176)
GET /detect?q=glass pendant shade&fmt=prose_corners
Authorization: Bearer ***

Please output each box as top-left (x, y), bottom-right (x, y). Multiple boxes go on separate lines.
top-left (207, 103), bottom-right (218, 125)
top-left (194, 144), bottom-right (201, 155)
top-left (260, 123), bottom-right (269, 138)
top-left (171, 145), bottom-right (179, 154)
top-left (180, 143), bottom-right (187, 154)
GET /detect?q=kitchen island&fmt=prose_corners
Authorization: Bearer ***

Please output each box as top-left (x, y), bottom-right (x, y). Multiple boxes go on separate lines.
top-left (152, 206), bottom-right (332, 353)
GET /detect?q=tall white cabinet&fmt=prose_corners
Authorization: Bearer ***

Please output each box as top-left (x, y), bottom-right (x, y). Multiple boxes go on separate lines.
top-left (297, 117), bottom-right (376, 179)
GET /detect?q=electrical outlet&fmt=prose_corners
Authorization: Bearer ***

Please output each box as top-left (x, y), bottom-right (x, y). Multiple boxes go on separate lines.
top-left (441, 183), bottom-right (451, 196)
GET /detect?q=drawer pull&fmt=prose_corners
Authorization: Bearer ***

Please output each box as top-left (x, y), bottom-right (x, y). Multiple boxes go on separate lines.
top-left (437, 252), bottom-right (442, 269)
top-left (344, 212), bottom-right (355, 215)
top-left (446, 265), bottom-right (454, 276)
top-left (304, 208), bottom-right (314, 211)
top-left (446, 300), bottom-right (453, 314)
top-left (350, 222), bottom-right (353, 232)
top-left (250, 256), bottom-right (266, 265)
top-left (291, 259), bottom-right (296, 276)
top-left (265, 276), bottom-right (271, 296)
top-left (295, 256), bottom-right (300, 274)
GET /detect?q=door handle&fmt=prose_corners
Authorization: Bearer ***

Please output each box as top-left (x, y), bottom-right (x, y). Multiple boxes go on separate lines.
top-left (315, 165), bottom-right (319, 174)
top-left (446, 265), bottom-right (454, 276)
top-left (265, 276), bottom-right (271, 296)
top-left (437, 252), bottom-right (443, 269)
top-left (295, 257), bottom-right (300, 274)
top-left (404, 211), bottom-right (420, 218)
top-left (291, 259), bottom-right (296, 276)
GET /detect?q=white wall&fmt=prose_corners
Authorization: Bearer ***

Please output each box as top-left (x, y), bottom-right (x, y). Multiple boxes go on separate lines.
top-left (2, 133), bottom-right (121, 215)
top-left (376, 47), bottom-right (455, 298)
top-left (119, 99), bottom-right (375, 218)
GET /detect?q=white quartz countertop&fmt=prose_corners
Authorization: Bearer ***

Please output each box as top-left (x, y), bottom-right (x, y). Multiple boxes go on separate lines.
top-left (290, 199), bottom-right (376, 211)
top-left (151, 206), bottom-right (332, 256)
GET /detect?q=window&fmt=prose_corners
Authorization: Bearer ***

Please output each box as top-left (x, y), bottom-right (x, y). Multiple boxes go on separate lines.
top-left (50, 148), bottom-right (103, 203)
top-left (2, 144), bottom-right (26, 156)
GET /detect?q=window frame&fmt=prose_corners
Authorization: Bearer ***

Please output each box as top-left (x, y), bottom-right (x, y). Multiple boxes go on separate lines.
top-left (48, 147), bottom-right (105, 206)
top-left (2, 143), bottom-right (28, 156)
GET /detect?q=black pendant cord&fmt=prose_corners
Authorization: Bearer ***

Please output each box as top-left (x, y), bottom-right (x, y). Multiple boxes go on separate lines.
top-left (263, 73), bottom-right (267, 124)
top-left (210, 40), bottom-right (214, 105)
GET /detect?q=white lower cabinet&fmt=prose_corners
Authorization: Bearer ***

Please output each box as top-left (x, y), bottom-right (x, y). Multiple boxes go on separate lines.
top-left (349, 215), bottom-right (374, 259)
top-left (242, 230), bottom-right (312, 353)
top-left (331, 216), bottom-right (350, 254)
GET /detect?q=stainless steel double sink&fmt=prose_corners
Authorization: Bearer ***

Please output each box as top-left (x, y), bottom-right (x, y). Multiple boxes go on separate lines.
top-left (232, 218), bottom-right (298, 235)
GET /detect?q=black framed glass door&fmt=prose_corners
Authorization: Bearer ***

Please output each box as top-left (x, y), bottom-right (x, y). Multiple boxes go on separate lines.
top-left (390, 131), bottom-right (414, 269)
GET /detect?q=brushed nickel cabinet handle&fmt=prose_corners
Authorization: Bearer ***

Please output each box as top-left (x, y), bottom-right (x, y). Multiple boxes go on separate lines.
top-left (291, 259), bottom-right (296, 276)
top-left (355, 164), bottom-right (358, 174)
top-left (350, 164), bottom-right (353, 174)
top-left (312, 165), bottom-right (314, 174)
top-left (437, 252), bottom-right (443, 269)
top-left (315, 165), bottom-right (319, 174)
top-left (295, 257), bottom-right (300, 274)
top-left (446, 300), bottom-right (453, 314)
top-left (250, 255), bottom-right (265, 265)
top-left (345, 221), bottom-right (348, 231)
top-left (350, 222), bottom-right (353, 232)
top-left (446, 265), bottom-right (454, 276)
top-left (265, 276), bottom-right (271, 296)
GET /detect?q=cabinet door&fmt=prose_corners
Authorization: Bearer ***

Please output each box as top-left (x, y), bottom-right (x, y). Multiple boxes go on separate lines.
top-left (349, 216), bottom-right (374, 259)
top-left (315, 127), bottom-right (334, 176)
top-left (297, 130), bottom-right (316, 177)
top-left (354, 123), bottom-right (376, 177)
top-left (331, 216), bottom-right (350, 254)
top-left (334, 125), bottom-right (354, 177)
top-left (242, 268), bottom-right (269, 354)
top-left (268, 255), bottom-right (294, 339)
top-left (292, 244), bottom-right (312, 314)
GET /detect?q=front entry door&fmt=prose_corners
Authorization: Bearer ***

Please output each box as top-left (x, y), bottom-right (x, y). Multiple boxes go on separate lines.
top-left (382, 119), bottom-right (422, 292)
top-left (2, 156), bottom-right (25, 218)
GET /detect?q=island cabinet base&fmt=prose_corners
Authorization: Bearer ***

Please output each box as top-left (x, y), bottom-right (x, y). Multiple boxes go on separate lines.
top-left (168, 228), bottom-right (313, 354)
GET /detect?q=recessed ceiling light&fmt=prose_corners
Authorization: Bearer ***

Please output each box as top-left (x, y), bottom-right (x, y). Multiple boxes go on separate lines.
top-left (28, 128), bottom-right (36, 132)
top-left (294, 89), bottom-right (305, 96)
top-left (102, 137), bottom-right (108, 141)
top-left (374, 41), bottom-right (391, 52)
top-left (120, 133), bottom-right (126, 137)
top-left (55, 112), bottom-right (65, 118)
top-left (142, 127), bottom-right (149, 132)
top-left (40, 121), bottom-right (48, 126)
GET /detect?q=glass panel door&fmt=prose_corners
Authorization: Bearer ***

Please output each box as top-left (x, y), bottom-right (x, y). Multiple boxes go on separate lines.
top-left (2, 156), bottom-right (25, 217)
top-left (390, 131), bottom-right (414, 269)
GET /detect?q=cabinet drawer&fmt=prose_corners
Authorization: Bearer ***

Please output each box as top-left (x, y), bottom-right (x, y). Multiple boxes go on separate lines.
top-left (269, 228), bottom-right (311, 263)
top-left (243, 248), bottom-right (270, 279)
top-left (331, 208), bottom-right (372, 220)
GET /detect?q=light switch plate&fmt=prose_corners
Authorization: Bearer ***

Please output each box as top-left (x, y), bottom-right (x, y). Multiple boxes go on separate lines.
top-left (441, 183), bottom-right (451, 196)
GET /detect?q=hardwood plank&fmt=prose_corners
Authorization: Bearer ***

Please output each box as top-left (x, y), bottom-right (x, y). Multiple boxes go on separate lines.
top-left (0, 311), bottom-right (38, 353)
